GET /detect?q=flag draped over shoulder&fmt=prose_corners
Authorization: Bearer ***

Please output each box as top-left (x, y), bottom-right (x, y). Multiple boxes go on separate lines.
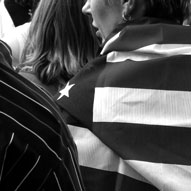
top-left (56, 23), bottom-right (191, 191)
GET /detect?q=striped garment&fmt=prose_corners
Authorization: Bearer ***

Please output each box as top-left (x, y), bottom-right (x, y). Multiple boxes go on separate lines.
top-left (0, 40), bottom-right (85, 191)
top-left (55, 20), bottom-right (191, 191)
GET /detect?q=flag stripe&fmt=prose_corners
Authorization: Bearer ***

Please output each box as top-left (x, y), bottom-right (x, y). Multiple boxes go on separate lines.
top-left (107, 44), bottom-right (191, 63)
top-left (97, 55), bottom-right (191, 92)
top-left (93, 122), bottom-right (191, 164)
top-left (93, 87), bottom-right (191, 127)
top-left (68, 125), bottom-right (148, 183)
top-left (68, 125), bottom-right (159, 191)
top-left (80, 166), bottom-right (159, 191)
top-left (69, 125), bottom-right (191, 191)
top-left (125, 160), bottom-right (191, 191)
top-left (101, 24), bottom-right (191, 55)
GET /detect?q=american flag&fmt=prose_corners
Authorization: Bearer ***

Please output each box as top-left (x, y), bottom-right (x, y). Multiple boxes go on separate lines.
top-left (56, 22), bottom-right (191, 191)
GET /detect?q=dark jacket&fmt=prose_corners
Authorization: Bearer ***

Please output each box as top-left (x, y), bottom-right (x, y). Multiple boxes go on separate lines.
top-left (4, 0), bottom-right (32, 26)
top-left (0, 40), bottom-right (85, 191)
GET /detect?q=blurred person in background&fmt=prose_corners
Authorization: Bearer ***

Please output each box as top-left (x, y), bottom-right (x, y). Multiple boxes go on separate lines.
top-left (2, 0), bottom-right (40, 66)
top-left (15, 0), bottom-right (98, 96)
top-left (4, 0), bottom-right (39, 27)
top-left (2, 22), bottom-right (30, 67)
top-left (0, 0), bottom-right (14, 38)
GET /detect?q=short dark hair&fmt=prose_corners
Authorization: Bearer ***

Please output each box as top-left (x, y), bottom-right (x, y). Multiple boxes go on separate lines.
top-left (144, 0), bottom-right (190, 24)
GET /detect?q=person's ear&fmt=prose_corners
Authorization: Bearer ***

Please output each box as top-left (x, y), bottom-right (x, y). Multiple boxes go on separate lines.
top-left (183, 1), bottom-right (191, 26)
top-left (122, 0), bottom-right (134, 21)
top-left (122, 0), bottom-right (146, 21)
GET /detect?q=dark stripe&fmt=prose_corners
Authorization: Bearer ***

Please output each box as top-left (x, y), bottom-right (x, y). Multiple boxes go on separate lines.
top-left (93, 122), bottom-right (191, 165)
top-left (104, 24), bottom-right (191, 53)
top-left (98, 55), bottom-right (191, 91)
top-left (80, 166), bottom-right (159, 191)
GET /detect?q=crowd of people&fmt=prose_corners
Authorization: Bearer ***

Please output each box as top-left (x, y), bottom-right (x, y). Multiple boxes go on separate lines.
top-left (1, 0), bottom-right (191, 190)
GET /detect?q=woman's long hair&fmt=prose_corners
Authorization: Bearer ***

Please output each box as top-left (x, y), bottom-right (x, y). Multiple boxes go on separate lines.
top-left (19, 0), bottom-right (98, 86)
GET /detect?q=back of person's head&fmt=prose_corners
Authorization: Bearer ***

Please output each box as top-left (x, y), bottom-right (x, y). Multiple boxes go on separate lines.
top-left (144, 0), bottom-right (189, 24)
top-left (20, 0), bottom-right (98, 86)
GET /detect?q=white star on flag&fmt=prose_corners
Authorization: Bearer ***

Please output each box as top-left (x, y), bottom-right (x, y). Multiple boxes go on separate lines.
top-left (57, 82), bottom-right (75, 100)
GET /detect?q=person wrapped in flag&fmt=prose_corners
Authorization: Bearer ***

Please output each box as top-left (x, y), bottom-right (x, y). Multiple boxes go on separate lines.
top-left (55, 0), bottom-right (191, 190)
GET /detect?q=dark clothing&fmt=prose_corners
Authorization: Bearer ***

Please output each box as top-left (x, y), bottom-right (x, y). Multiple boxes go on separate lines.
top-left (0, 40), bottom-right (85, 191)
top-left (4, 0), bottom-right (31, 26)
top-left (19, 70), bottom-right (60, 96)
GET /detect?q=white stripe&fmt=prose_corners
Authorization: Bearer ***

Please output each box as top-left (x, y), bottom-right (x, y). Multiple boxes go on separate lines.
top-left (93, 87), bottom-right (191, 127)
top-left (107, 44), bottom-right (191, 63)
top-left (15, 156), bottom-right (41, 191)
top-left (68, 125), bottom-right (149, 184)
top-left (0, 133), bottom-right (14, 182)
top-left (101, 32), bottom-right (120, 55)
top-left (126, 160), bottom-right (191, 191)
top-left (0, 112), bottom-right (62, 161)
top-left (53, 172), bottom-right (62, 191)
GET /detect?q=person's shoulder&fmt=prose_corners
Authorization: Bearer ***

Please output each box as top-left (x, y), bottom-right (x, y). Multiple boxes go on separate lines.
top-left (19, 69), bottom-right (59, 96)
top-left (0, 40), bottom-right (12, 68)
